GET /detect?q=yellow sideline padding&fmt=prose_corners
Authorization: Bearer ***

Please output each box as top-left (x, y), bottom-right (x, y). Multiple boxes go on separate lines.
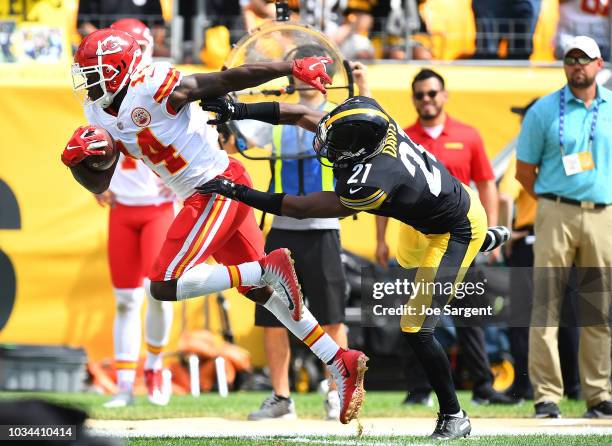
top-left (0, 63), bottom-right (565, 366)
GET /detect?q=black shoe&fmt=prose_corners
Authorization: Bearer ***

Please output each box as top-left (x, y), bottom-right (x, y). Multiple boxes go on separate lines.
top-left (584, 400), bottom-right (612, 419)
top-left (402, 391), bottom-right (433, 407)
top-left (535, 401), bottom-right (561, 418)
top-left (430, 410), bottom-right (471, 440)
top-left (472, 390), bottom-right (522, 405)
top-left (481, 226), bottom-right (510, 252)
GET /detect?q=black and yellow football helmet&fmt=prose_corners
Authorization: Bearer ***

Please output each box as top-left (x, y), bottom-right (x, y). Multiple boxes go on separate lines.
top-left (314, 96), bottom-right (390, 167)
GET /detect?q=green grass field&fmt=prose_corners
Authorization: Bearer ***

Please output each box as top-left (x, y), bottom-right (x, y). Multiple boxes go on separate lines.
top-left (1, 391), bottom-right (610, 445)
top-left (0, 390), bottom-right (590, 420)
top-left (124, 436), bottom-right (611, 446)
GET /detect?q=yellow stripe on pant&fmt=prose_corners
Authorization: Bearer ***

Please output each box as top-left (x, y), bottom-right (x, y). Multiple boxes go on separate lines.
top-left (399, 185), bottom-right (487, 333)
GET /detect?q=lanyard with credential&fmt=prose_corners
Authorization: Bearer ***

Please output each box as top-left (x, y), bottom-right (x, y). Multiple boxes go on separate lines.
top-left (559, 87), bottom-right (599, 156)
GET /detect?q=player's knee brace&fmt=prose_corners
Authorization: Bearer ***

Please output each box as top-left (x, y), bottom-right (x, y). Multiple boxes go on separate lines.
top-left (114, 288), bottom-right (145, 314)
top-left (149, 280), bottom-right (177, 301)
top-left (142, 279), bottom-right (171, 310)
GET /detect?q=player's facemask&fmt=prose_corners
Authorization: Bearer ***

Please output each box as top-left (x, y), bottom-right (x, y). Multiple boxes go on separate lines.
top-left (71, 64), bottom-right (117, 107)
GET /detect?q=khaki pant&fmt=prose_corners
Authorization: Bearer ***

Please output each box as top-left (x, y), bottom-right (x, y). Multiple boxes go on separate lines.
top-left (530, 198), bottom-right (612, 406)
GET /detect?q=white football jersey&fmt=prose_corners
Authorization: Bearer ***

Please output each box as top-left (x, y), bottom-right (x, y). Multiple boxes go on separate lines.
top-left (557, 0), bottom-right (609, 49)
top-left (85, 61), bottom-right (228, 200)
top-left (109, 153), bottom-right (175, 206)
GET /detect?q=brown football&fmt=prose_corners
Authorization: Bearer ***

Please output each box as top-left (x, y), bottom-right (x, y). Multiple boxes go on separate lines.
top-left (84, 126), bottom-right (117, 171)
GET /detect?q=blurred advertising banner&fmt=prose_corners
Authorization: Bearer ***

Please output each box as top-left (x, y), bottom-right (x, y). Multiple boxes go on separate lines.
top-left (0, 0), bottom-right (76, 66)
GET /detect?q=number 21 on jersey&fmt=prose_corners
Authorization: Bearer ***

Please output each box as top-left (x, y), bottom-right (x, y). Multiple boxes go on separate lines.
top-left (396, 126), bottom-right (441, 196)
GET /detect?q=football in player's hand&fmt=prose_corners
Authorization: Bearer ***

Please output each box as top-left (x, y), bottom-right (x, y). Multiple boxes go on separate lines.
top-left (84, 126), bottom-right (117, 171)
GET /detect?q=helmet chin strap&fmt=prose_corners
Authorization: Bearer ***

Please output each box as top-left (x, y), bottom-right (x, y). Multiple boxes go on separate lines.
top-left (98, 91), bottom-right (115, 108)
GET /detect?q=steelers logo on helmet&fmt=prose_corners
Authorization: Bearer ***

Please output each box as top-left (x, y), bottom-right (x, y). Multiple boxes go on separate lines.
top-left (314, 96), bottom-right (390, 167)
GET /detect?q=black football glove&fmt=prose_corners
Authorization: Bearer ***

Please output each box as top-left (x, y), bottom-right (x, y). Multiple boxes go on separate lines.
top-left (197, 177), bottom-right (286, 215)
top-left (200, 95), bottom-right (237, 125)
top-left (196, 177), bottom-right (247, 199)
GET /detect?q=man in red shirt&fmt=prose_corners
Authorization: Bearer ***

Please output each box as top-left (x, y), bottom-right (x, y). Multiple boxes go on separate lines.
top-left (404, 69), bottom-right (498, 226)
top-left (376, 68), bottom-right (518, 406)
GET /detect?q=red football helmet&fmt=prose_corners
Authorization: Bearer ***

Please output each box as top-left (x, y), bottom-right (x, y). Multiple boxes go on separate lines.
top-left (72, 28), bottom-right (142, 108)
top-left (110, 18), bottom-right (154, 63)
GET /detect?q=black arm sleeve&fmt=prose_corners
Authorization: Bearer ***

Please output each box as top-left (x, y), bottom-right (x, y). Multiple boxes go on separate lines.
top-left (233, 102), bottom-right (280, 125)
top-left (235, 186), bottom-right (286, 215)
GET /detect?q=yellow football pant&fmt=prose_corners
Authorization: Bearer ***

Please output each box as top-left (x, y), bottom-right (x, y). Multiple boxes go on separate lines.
top-left (397, 186), bottom-right (487, 332)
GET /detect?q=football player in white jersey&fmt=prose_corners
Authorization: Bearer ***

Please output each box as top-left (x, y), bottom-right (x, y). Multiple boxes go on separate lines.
top-left (92, 19), bottom-right (174, 408)
top-left (61, 28), bottom-right (367, 424)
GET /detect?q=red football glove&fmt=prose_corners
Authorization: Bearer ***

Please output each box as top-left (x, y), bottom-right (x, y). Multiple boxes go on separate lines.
top-left (291, 56), bottom-right (333, 94)
top-left (61, 125), bottom-right (108, 167)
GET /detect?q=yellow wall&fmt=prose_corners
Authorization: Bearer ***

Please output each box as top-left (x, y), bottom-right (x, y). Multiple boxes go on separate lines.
top-left (0, 63), bottom-right (565, 366)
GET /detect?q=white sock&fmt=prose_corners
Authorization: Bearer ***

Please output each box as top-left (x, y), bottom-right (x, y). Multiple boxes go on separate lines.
top-left (143, 278), bottom-right (172, 370)
top-left (145, 344), bottom-right (164, 370)
top-left (113, 288), bottom-right (144, 391)
top-left (237, 261), bottom-right (264, 285)
top-left (176, 261), bottom-right (263, 301)
top-left (113, 288), bottom-right (144, 357)
top-left (448, 410), bottom-right (464, 418)
top-left (264, 292), bottom-right (340, 363)
top-left (116, 369), bottom-right (136, 394)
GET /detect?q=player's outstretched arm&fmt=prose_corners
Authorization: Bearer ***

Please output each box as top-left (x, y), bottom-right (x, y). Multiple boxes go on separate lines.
top-left (201, 97), bottom-right (326, 133)
top-left (196, 178), bottom-right (356, 219)
top-left (278, 103), bottom-right (326, 132)
top-left (170, 56), bottom-right (333, 111)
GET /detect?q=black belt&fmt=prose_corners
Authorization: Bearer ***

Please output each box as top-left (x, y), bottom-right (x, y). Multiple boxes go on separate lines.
top-left (539, 193), bottom-right (609, 209)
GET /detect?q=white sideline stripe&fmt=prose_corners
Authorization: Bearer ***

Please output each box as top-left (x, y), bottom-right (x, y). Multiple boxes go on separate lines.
top-left (87, 417), bottom-right (612, 439)
top-left (280, 438), bottom-right (433, 446)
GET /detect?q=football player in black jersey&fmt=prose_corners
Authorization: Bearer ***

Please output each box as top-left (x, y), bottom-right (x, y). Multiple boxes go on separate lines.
top-left (199, 95), bottom-right (509, 439)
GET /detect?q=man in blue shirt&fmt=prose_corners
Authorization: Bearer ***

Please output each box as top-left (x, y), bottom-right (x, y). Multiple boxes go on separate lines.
top-left (516, 35), bottom-right (612, 419)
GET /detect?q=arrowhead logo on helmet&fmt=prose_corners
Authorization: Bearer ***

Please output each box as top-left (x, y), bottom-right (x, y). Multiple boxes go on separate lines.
top-left (97, 35), bottom-right (125, 56)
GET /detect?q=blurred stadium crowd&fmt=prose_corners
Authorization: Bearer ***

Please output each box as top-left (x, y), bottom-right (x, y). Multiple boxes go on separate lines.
top-left (72, 0), bottom-right (609, 64)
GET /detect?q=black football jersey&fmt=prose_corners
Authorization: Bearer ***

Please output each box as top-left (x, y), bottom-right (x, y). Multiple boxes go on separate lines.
top-left (333, 119), bottom-right (471, 235)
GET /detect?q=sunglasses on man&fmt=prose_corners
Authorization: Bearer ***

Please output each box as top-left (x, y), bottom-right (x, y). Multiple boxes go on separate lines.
top-left (413, 90), bottom-right (441, 100)
top-left (563, 56), bottom-right (597, 66)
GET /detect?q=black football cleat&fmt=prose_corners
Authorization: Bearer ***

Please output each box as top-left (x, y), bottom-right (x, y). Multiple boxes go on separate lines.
top-left (481, 226), bottom-right (510, 252)
top-left (430, 410), bottom-right (471, 440)
top-left (584, 400), bottom-right (612, 419)
top-left (534, 401), bottom-right (561, 418)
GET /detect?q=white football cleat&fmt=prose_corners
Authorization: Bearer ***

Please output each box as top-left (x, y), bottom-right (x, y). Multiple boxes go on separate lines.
top-left (103, 392), bottom-right (134, 408)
